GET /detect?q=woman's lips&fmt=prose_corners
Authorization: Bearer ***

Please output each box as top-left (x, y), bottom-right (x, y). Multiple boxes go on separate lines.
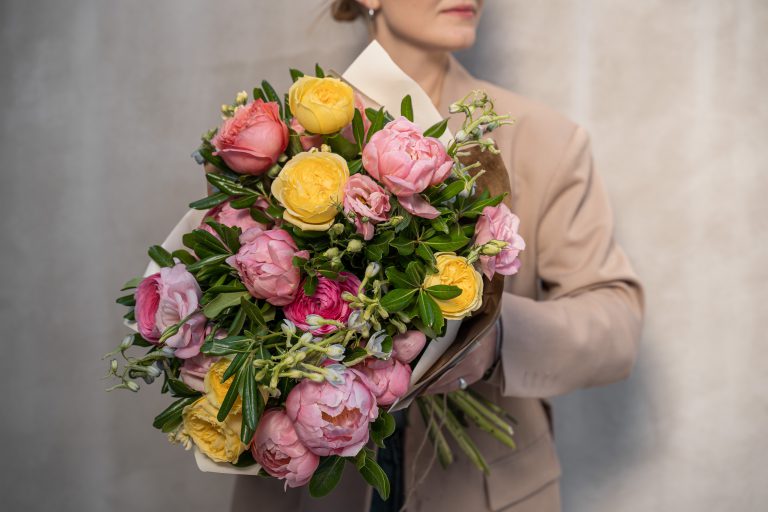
top-left (441, 5), bottom-right (477, 18)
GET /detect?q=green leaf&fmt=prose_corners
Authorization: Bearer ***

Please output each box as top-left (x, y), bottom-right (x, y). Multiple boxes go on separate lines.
top-left (352, 108), bottom-right (365, 150)
top-left (206, 173), bottom-right (253, 196)
top-left (418, 290), bottom-right (444, 333)
top-left (430, 216), bottom-right (450, 234)
top-left (364, 231), bottom-right (394, 262)
top-left (359, 452), bottom-right (390, 501)
top-left (462, 193), bottom-right (506, 218)
top-left (415, 242), bottom-right (436, 266)
top-left (343, 347), bottom-right (368, 365)
top-left (309, 456), bottom-right (345, 498)
top-left (148, 245), bottom-right (174, 268)
top-left (152, 397), bottom-right (197, 430)
top-left (315, 63), bottom-right (325, 78)
top-left (217, 360), bottom-right (244, 422)
top-left (405, 260), bottom-right (426, 285)
top-left (120, 276), bottom-right (143, 291)
top-left (249, 207), bottom-right (273, 225)
top-left (429, 180), bottom-right (465, 205)
top-left (289, 68), bottom-right (304, 82)
top-left (426, 284), bottom-right (462, 300)
top-left (189, 192), bottom-right (228, 210)
top-left (325, 131), bottom-right (359, 160)
top-left (379, 288), bottom-right (418, 313)
top-left (423, 118), bottom-right (449, 138)
top-left (116, 293), bottom-right (135, 307)
top-left (252, 87), bottom-right (266, 102)
top-left (240, 296), bottom-right (266, 328)
top-left (203, 291), bottom-right (250, 319)
top-left (229, 194), bottom-right (257, 209)
top-left (365, 107), bottom-right (386, 143)
top-left (385, 267), bottom-right (419, 290)
top-left (201, 335), bottom-right (251, 356)
top-left (348, 158), bottom-right (363, 175)
top-left (233, 447), bottom-right (259, 468)
top-left (185, 253), bottom-right (229, 273)
top-left (370, 411), bottom-right (397, 448)
top-left (172, 249), bottom-right (197, 266)
top-left (227, 307), bottom-right (246, 337)
top-left (423, 233), bottom-right (470, 252)
top-left (303, 274), bottom-right (318, 296)
top-left (193, 227), bottom-right (230, 254)
top-left (242, 362), bottom-right (262, 433)
top-left (391, 236), bottom-right (415, 256)
top-left (167, 378), bottom-right (202, 398)
top-left (261, 80), bottom-right (283, 118)
top-left (400, 95), bottom-right (414, 122)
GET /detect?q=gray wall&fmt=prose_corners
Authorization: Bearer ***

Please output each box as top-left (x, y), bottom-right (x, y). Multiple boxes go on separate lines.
top-left (1, 1), bottom-right (765, 510)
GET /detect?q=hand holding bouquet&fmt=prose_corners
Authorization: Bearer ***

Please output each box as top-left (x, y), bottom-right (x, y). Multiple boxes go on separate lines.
top-left (107, 64), bottom-right (525, 498)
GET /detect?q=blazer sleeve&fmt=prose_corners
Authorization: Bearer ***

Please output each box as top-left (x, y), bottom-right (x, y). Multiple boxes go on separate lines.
top-left (497, 125), bottom-right (645, 398)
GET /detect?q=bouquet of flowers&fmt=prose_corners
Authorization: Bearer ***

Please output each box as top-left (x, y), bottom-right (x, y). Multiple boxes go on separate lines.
top-left (106, 62), bottom-right (525, 499)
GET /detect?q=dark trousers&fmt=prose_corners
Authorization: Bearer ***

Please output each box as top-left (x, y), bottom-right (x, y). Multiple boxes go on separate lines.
top-left (368, 409), bottom-right (407, 512)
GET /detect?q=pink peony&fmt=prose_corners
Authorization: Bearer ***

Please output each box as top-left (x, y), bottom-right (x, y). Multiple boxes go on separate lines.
top-left (361, 116), bottom-right (452, 219)
top-left (212, 99), bottom-right (288, 175)
top-left (392, 330), bottom-right (427, 364)
top-left (354, 357), bottom-right (411, 406)
top-left (134, 263), bottom-right (207, 358)
top-left (199, 198), bottom-right (271, 238)
top-left (251, 409), bottom-right (320, 488)
top-left (474, 203), bottom-right (526, 279)
top-left (285, 367), bottom-right (378, 457)
top-left (284, 272), bottom-right (361, 335)
top-left (342, 174), bottom-right (391, 240)
top-left (225, 227), bottom-right (308, 306)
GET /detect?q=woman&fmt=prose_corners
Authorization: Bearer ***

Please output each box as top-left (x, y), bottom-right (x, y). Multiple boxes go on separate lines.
top-left (230, 1), bottom-right (644, 511)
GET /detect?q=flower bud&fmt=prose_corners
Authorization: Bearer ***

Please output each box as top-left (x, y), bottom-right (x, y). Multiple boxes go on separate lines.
top-left (341, 291), bottom-right (358, 303)
top-left (324, 247), bottom-right (340, 259)
top-left (298, 332), bottom-right (313, 345)
top-left (235, 90), bottom-right (248, 105)
top-left (146, 364), bottom-right (162, 378)
top-left (330, 223), bottom-right (345, 236)
top-left (323, 364), bottom-right (347, 386)
top-left (455, 129), bottom-right (468, 143)
top-left (281, 319), bottom-right (297, 338)
top-left (305, 314), bottom-right (325, 329)
top-left (126, 381), bottom-right (140, 392)
top-left (448, 102), bottom-right (462, 114)
top-left (120, 334), bottom-right (134, 350)
top-left (110, 359), bottom-right (118, 372)
top-left (347, 239), bottom-right (363, 253)
top-left (326, 344), bottom-right (345, 361)
top-left (365, 262), bottom-right (381, 279)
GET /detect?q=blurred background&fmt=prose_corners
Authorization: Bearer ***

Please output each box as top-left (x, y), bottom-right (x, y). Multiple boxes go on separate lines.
top-left (1, 0), bottom-right (766, 510)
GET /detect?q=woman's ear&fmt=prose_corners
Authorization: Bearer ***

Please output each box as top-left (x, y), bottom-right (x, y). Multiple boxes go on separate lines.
top-left (355, 0), bottom-right (381, 12)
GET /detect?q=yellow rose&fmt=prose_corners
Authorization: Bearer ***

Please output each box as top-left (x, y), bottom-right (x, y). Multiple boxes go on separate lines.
top-left (204, 359), bottom-right (242, 414)
top-left (182, 397), bottom-right (245, 464)
top-left (271, 151), bottom-right (349, 231)
top-left (289, 76), bottom-right (355, 134)
top-left (422, 252), bottom-right (484, 320)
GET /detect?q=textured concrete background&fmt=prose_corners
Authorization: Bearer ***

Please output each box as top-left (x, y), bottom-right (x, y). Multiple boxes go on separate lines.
top-left (1, 0), bottom-right (766, 510)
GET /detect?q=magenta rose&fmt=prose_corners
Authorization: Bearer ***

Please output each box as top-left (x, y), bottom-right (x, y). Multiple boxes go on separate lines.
top-left (212, 99), bottom-right (288, 175)
top-left (134, 264), bottom-right (207, 358)
top-left (284, 272), bottom-right (361, 335)
top-left (285, 367), bottom-right (378, 457)
top-left (474, 203), bottom-right (526, 279)
top-left (225, 227), bottom-right (308, 306)
top-left (392, 330), bottom-right (427, 364)
top-left (343, 174), bottom-right (391, 240)
top-left (361, 116), bottom-right (452, 219)
top-left (199, 198), bottom-right (272, 238)
top-left (354, 357), bottom-right (411, 406)
top-left (251, 408), bottom-right (320, 488)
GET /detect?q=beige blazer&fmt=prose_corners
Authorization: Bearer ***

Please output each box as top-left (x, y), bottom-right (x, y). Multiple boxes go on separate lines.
top-left (230, 53), bottom-right (644, 512)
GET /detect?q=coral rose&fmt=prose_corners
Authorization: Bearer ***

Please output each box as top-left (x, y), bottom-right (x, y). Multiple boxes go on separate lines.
top-left (212, 99), bottom-right (288, 175)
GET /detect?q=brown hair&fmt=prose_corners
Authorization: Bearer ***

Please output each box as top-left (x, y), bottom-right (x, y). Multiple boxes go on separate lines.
top-left (330, 0), bottom-right (366, 22)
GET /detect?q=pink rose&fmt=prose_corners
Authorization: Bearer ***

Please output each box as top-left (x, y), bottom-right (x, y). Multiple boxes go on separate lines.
top-left (179, 326), bottom-right (224, 391)
top-left (212, 99), bottom-right (289, 175)
top-left (289, 117), bottom-right (323, 151)
top-left (474, 203), bottom-right (526, 279)
top-left (199, 199), bottom-right (271, 238)
top-left (285, 367), bottom-right (378, 457)
top-left (180, 353), bottom-right (220, 392)
top-left (134, 263), bottom-right (207, 358)
top-left (251, 409), bottom-right (320, 488)
top-left (342, 174), bottom-right (391, 240)
top-left (354, 357), bottom-right (411, 406)
top-left (392, 330), bottom-right (427, 364)
top-left (225, 227), bottom-right (308, 306)
top-left (284, 272), bottom-right (361, 335)
top-left (361, 116), bottom-right (452, 219)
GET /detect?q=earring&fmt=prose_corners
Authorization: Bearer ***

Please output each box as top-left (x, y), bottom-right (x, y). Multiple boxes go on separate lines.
top-left (368, 8), bottom-right (375, 17)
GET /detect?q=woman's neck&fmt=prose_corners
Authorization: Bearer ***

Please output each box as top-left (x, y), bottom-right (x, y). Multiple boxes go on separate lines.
top-left (372, 30), bottom-right (449, 110)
